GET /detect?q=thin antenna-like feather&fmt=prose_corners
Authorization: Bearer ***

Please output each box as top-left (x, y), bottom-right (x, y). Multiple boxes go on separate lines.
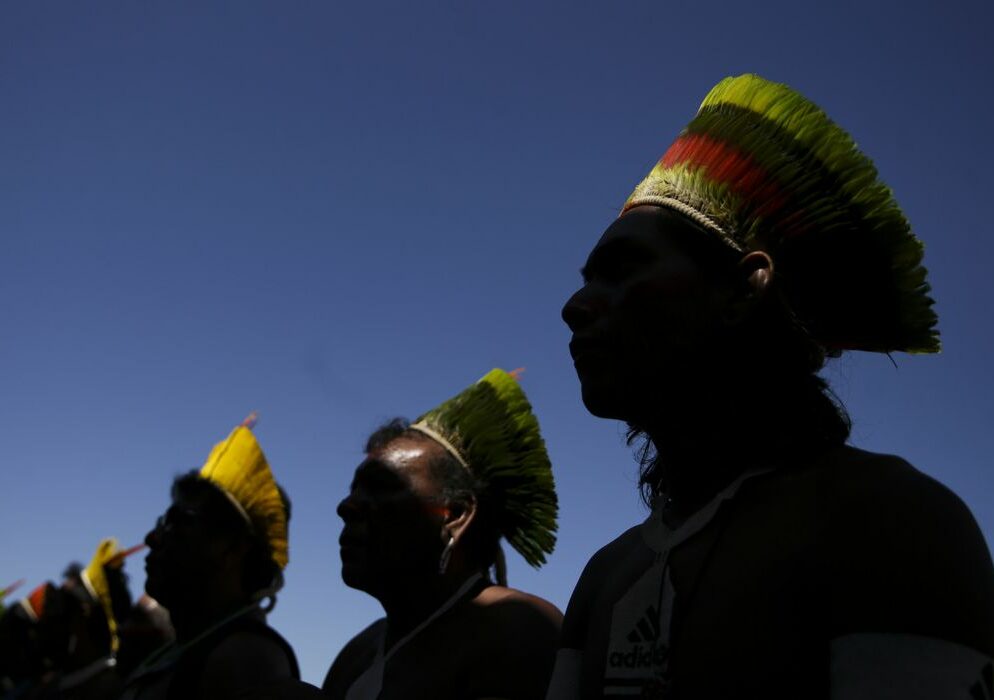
top-left (0, 579), bottom-right (25, 599)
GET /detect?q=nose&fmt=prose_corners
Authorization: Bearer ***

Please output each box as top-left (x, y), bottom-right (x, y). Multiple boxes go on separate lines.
top-left (337, 494), bottom-right (359, 522)
top-left (145, 517), bottom-right (163, 549)
top-left (562, 286), bottom-right (597, 333)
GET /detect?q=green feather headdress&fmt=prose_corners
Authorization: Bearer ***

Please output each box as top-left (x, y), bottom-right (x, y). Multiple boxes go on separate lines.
top-left (625, 73), bottom-right (939, 354)
top-left (411, 369), bottom-right (558, 568)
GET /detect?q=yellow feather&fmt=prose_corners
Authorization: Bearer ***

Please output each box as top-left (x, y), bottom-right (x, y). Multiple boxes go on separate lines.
top-left (82, 538), bottom-right (122, 653)
top-left (199, 422), bottom-right (289, 570)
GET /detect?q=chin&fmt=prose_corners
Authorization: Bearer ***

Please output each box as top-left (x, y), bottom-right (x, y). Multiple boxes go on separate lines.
top-left (340, 564), bottom-right (370, 593)
top-left (143, 579), bottom-right (169, 610)
top-left (577, 377), bottom-right (635, 422)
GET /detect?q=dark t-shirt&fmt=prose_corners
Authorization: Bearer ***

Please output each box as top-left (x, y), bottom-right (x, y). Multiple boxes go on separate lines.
top-left (123, 613), bottom-right (299, 700)
top-left (554, 445), bottom-right (994, 698)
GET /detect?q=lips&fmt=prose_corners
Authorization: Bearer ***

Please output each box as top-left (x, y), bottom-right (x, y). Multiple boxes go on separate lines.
top-left (569, 337), bottom-right (610, 365)
top-left (339, 528), bottom-right (363, 545)
top-left (338, 532), bottom-right (365, 556)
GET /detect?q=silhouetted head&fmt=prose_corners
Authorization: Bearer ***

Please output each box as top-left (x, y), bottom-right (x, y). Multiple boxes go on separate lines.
top-left (0, 581), bottom-right (99, 685)
top-left (337, 419), bottom-right (500, 599)
top-left (0, 591), bottom-right (48, 684)
top-left (60, 559), bottom-right (132, 646)
top-left (563, 205), bottom-right (849, 503)
top-left (563, 206), bottom-right (752, 422)
top-left (144, 472), bottom-right (290, 615)
top-left (563, 206), bottom-right (796, 422)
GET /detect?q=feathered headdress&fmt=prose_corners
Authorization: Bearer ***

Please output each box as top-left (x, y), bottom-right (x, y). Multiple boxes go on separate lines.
top-left (19, 583), bottom-right (50, 622)
top-left (80, 539), bottom-right (143, 654)
top-left (624, 73), bottom-right (939, 354)
top-left (410, 369), bottom-right (558, 568)
top-left (199, 413), bottom-right (288, 570)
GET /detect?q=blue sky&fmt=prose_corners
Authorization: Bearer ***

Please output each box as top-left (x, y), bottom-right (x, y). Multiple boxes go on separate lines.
top-left (2, 0), bottom-right (993, 684)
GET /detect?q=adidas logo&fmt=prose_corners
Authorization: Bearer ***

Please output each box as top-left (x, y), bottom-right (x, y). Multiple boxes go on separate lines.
top-left (971, 662), bottom-right (994, 700)
top-left (606, 606), bottom-right (668, 670)
top-left (626, 605), bottom-right (661, 644)
top-left (607, 644), bottom-right (668, 670)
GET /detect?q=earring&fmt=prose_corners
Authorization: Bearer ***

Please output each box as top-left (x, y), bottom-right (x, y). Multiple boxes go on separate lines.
top-left (438, 535), bottom-right (455, 574)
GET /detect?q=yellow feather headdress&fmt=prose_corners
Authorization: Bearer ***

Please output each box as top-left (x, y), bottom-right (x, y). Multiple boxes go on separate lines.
top-left (80, 538), bottom-right (143, 653)
top-left (199, 413), bottom-right (288, 570)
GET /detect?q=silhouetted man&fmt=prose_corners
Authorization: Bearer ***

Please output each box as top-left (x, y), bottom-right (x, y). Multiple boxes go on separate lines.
top-left (0, 541), bottom-right (140, 700)
top-left (324, 370), bottom-right (562, 700)
top-left (553, 74), bottom-right (994, 698)
top-left (122, 416), bottom-right (300, 700)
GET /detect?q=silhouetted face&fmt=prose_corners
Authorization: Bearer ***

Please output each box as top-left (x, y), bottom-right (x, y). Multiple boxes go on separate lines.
top-left (562, 205), bottom-right (735, 422)
top-left (0, 584), bottom-right (72, 682)
top-left (337, 436), bottom-right (447, 597)
top-left (144, 490), bottom-right (236, 612)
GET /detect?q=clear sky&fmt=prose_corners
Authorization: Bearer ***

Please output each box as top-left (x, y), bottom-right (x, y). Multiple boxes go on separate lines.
top-left (2, 0), bottom-right (993, 685)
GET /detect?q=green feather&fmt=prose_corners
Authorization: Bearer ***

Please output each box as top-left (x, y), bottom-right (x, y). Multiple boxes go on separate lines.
top-left (415, 369), bottom-right (558, 568)
top-left (625, 73), bottom-right (939, 354)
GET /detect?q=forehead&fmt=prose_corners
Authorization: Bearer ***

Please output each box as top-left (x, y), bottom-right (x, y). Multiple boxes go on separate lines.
top-left (590, 205), bottom-right (704, 260)
top-left (166, 483), bottom-right (231, 531)
top-left (354, 436), bottom-right (442, 491)
top-left (169, 484), bottom-right (212, 512)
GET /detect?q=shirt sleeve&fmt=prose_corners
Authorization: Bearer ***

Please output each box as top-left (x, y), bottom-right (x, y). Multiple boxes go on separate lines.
top-left (830, 633), bottom-right (993, 699)
top-left (545, 648), bottom-right (584, 700)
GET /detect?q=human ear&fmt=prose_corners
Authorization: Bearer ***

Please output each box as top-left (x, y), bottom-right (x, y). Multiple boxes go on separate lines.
top-left (442, 497), bottom-right (478, 547)
top-left (740, 250), bottom-right (774, 295)
top-left (722, 250), bottom-right (774, 326)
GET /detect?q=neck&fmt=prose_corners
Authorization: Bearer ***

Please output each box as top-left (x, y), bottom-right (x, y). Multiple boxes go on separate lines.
top-left (644, 420), bottom-right (753, 521)
top-left (377, 566), bottom-right (481, 645)
top-left (168, 592), bottom-right (253, 643)
top-left (638, 370), bottom-right (835, 519)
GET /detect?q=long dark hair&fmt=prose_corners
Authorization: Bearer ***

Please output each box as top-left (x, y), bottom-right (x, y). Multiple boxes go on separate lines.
top-left (626, 266), bottom-right (852, 509)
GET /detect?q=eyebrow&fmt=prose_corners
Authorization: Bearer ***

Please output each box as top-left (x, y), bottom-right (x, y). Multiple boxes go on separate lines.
top-left (350, 460), bottom-right (404, 489)
top-left (581, 237), bottom-right (656, 280)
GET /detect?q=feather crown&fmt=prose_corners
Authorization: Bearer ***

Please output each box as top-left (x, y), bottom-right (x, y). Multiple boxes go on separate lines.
top-left (624, 73), bottom-right (938, 354)
top-left (411, 369), bottom-right (558, 568)
top-left (199, 414), bottom-right (288, 571)
top-left (80, 538), bottom-right (135, 653)
top-left (19, 583), bottom-right (50, 622)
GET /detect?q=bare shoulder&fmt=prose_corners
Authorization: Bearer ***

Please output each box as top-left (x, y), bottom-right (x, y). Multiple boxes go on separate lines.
top-left (201, 628), bottom-right (294, 699)
top-left (824, 445), bottom-right (994, 654)
top-left (475, 584), bottom-right (563, 615)
top-left (472, 585), bottom-right (563, 638)
top-left (460, 586), bottom-right (562, 700)
top-left (321, 618), bottom-right (385, 698)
